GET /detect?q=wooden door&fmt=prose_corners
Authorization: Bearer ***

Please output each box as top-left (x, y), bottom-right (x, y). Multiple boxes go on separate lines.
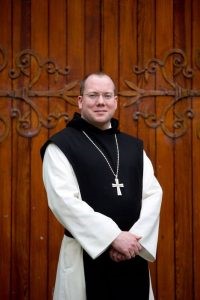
top-left (0, 0), bottom-right (200, 299)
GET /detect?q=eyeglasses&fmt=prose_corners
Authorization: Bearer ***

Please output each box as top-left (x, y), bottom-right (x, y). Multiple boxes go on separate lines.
top-left (83, 92), bottom-right (115, 101)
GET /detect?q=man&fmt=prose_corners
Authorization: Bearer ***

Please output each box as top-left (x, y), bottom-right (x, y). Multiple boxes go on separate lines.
top-left (41, 72), bottom-right (162, 300)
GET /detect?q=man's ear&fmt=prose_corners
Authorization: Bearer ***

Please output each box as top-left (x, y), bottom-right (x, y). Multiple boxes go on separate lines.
top-left (78, 96), bottom-right (83, 109)
top-left (114, 96), bottom-right (118, 109)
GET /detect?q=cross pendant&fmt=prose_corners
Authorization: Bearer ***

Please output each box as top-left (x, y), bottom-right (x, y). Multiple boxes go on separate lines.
top-left (112, 178), bottom-right (124, 196)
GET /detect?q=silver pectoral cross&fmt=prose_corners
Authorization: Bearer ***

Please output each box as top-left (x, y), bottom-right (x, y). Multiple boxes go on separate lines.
top-left (112, 178), bottom-right (124, 196)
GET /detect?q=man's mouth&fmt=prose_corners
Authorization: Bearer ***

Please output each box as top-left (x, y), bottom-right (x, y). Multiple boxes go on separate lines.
top-left (94, 110), bottom-right (107, 113)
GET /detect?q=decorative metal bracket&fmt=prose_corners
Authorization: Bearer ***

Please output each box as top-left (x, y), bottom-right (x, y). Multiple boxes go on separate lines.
top-left (0, 46), bottom-right (79, 142)
top-left (1, 46), bottom-right (200, 142)
top-left (119, 49), bottom-right (200, 139)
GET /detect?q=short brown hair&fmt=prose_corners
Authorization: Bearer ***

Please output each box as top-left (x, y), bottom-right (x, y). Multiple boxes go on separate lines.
top-left (80, 72), bottom-right (117, 95)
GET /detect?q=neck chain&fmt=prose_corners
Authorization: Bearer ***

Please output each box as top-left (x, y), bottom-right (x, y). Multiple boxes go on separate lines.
top-left (82, 131), bottom-right (124, 196)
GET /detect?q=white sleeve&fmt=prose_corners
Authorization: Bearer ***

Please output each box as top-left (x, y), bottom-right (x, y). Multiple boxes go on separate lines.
top-left (130, 151), bottom-right (163, 262)
top-left (42, 143), bottom-right (121, 259)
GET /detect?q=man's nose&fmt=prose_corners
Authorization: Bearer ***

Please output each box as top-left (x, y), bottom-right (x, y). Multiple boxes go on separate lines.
top-left (97, 94), bottom-right (105, 104)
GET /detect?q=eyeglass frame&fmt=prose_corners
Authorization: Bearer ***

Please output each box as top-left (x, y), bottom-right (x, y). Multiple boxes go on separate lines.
top-left (82, 92), bottom-right (116, 101)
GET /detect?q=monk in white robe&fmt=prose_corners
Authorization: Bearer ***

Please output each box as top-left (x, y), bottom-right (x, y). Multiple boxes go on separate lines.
top-left (41, 72), bottom-right (162, 300)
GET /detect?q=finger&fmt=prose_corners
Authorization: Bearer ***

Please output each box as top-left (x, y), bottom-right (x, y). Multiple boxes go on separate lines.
top-left (132, 245), bottom-right (140, 255)
top-left (135, 243), bottom-right (142, 253)
top-left (109, 249), bottom-right (119, 261)
top-left (110, 249), bottom-right (128, 262)
top-left (131, 234), bottom-right (142, 240)
top-left (124, 252), bottom-right (132, 260)
top-left (129, 251), bottom-right (135, 258)
top-left (112, 253), bottom-right (121, 262)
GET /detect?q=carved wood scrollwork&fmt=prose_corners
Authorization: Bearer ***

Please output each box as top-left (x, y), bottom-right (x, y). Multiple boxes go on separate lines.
top-left (119, 49), bottom-right (200, 139)
top-left (0, 46), bottom-right (200, 142)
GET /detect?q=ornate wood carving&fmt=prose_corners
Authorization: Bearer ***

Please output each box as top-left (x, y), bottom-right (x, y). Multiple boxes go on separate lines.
top-left (1, 47), bottom-right (200, 142)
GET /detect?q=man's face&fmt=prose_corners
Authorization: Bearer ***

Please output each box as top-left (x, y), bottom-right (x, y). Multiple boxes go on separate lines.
top-left (78, 75), bottom-right (118, 130)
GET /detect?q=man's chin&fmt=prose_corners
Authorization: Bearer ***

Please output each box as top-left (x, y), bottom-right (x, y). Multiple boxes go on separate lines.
top-left (83, 115), bottom-right (111, 129)
top-left (93, 119), bottom-right (111, 130)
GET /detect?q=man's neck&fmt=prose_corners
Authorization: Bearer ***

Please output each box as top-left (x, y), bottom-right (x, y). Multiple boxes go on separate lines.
top-left (81, 116), bottom-right (111, 130)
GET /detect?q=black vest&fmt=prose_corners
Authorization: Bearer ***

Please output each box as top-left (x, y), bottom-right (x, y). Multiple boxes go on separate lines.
top-left (41, 116), bottom-right (143, 230)
top-left (41, 116), bottom-right (149, 300)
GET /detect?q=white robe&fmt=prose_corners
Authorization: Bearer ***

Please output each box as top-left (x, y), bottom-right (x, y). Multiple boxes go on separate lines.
top-left (43, 143), bottom-right (162, 300)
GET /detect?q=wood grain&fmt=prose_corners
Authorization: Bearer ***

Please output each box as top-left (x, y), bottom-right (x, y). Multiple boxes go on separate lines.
top-left (156, 1), bottom-right (175, 299)
top-left (30, 1), bottom-right (49, 299)
top-left (192, 1), bottom-right (200, 299)
top-left (0, 1), bottom-right (199, 299)
top-left (0, 0), bottom-right (12, 298)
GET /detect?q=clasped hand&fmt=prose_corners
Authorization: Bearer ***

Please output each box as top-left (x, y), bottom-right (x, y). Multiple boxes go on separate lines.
top-left (109, 231), bottom-right (142, 262)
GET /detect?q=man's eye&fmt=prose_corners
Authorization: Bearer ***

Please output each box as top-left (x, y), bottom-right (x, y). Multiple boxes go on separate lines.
top-left (89, 94), bottom-right (98, 99)
top-left (104, 94), bottom-right (112, 99)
